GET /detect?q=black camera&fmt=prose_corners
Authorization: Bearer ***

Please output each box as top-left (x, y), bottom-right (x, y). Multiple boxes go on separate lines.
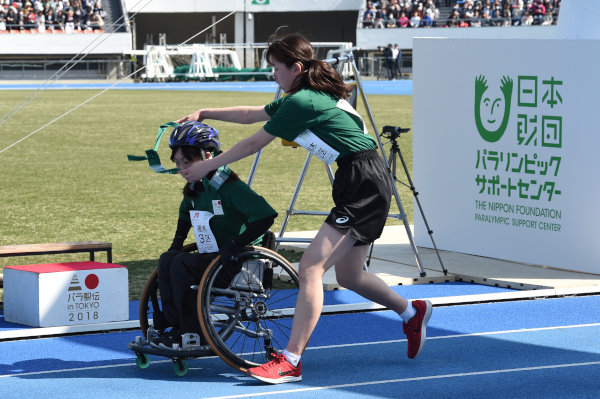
top-left (381, 125), bottom-right (410, 139)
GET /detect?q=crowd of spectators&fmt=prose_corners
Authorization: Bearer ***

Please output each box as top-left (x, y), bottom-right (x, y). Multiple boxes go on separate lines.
top-left (0, 0), bottom-right (107, 33)
top-left (361, 0), bottom-right (560, 28)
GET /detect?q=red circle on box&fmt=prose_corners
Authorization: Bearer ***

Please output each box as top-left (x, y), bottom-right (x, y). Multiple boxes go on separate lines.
top-left (85, 274), bottom-right (99, 290)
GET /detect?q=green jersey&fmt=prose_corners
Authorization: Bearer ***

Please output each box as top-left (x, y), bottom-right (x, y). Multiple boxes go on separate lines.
top-left (179, 177), bottom-right (277, 248)
top-left (263, 87), bottom-right (377, 161)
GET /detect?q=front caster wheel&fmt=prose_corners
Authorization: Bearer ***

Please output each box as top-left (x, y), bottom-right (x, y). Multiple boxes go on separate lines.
top-left (136, 353), bottom-right (151, 369)
top-left (173, 359), bottom-right (188, 377)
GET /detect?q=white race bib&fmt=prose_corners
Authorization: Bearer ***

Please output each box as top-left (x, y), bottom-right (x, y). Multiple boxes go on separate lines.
top-left (190, 211), bottom-right (219, 254)
top-left (336, 98), bottom-right (368, 134)
top-left (293, 130), bottom-right (340, 165)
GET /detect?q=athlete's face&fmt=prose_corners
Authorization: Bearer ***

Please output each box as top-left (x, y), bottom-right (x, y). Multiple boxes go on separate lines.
top-left (173, 148), bottom-right (211, 174)
top-left (272, 58), bottom-right (302, 93)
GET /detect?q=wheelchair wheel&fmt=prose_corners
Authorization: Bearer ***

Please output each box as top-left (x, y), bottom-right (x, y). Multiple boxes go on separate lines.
top-left (139, 268), bottom-right (159, 339)
top-left (198, 246), bottom-right (300, 372)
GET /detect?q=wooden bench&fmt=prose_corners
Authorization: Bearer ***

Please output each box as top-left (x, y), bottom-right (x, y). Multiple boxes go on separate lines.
top-left (0, 241), bottom-right (112, 289)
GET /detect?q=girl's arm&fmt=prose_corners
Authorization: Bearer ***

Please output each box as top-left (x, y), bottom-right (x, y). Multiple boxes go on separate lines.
top-left (179, 128), bottom-right (276, 182)
top-left (176, 106), bottom-right (270, 125)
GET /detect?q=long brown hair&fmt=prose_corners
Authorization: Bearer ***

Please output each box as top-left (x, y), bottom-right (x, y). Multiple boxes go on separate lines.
top-left (266, 27), bottom-right (353, 99)
top-left (170, 146), bottom-right (239, 199)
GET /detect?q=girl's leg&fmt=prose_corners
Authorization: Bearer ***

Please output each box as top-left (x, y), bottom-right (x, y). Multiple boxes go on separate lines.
top-left (334, 246), bottom-right (408, 315)
top-left (285, 223), bottom-right (358, 356)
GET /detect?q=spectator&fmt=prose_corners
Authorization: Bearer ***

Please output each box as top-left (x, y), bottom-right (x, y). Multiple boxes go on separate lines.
top-left (542, 3), bottom-right (554, 25)
top-left (64, 7), bottom-right (74, 32)
top-left (45, 7), bottom-right (55, 30)
top-left (421, 8), bottom-right (433, 27)
top-left (447, 9), bottom-right (460, 27)
top-left (410, 9), bottom-right (420, 27)
top-left (35, 8), bottom-right (44, 30)
top-left (491, 9), bottom-right (502, 26)
top-left (5, 7), bottom-right (15, 30)
top-left (0, 9), bottom-right (6, 31)
top-left (55, 7), bottom-right (64, 30)
top-left (391, 43), bottom-right (400, 78)
top-left (73, 7), bottom-right (81, 29)
top-left (394, 44), bottom-right (402, 77)
top-left (363, 4), bottom-right (375, 20)
top-left (93, 0), bottom-right (104, 18)
top-left (481, 10), bottom-right (491, 26)
top-left (471, 9), bottom-right (482, 26)
top-left (89, 9), bottom-right (101, 29)
top-left (521, 10), bottom-right (533, 25)
top-left (398, 11), bottom-right (409, 27)
top-left (383, 43), bottom-right (395, 79)
top-left (363, 13), bottom-right (374, 28)
top-left (25, 7), bottom-right (35, 28)
top-left (386, 12), bottom-right (397, 27)
top-left (502, 9), bottom-right (511, 25)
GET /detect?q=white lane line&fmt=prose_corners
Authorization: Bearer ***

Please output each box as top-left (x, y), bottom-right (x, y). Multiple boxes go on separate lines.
top-left (204, 361), bottom-right (600, 399)
top-left (0, 359), bottom-right (172, 378)
top-left (1, 323), bottom-right (599, 378)
top-left (305, 322), bottom-right (600, 350)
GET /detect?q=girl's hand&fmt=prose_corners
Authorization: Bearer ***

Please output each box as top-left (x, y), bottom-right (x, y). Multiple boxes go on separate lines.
top-left (179, 159), bottom-right (212, 182)
top-left (175, 109), bottom-right (203, 124)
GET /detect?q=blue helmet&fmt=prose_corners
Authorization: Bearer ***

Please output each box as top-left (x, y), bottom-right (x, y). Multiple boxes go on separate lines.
top-left (168, 121), bottom-right (220, 152)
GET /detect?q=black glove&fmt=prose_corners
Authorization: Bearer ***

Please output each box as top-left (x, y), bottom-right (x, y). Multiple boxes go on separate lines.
top-left (168, 236), bottom-right (186, 252)
top-left (218, 241), bottom-right (244, 275)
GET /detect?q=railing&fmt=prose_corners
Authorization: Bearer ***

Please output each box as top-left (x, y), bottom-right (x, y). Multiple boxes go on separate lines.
top-left (0, 58), bottom-right (132, 80)
top-left (0, 23), bottom-right (128, 34)
top-left (358, 15), bottom-right (557, 28)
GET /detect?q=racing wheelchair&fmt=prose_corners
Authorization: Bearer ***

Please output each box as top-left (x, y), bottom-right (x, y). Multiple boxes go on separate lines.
top-left (129, 231), bottom-right (301, 376)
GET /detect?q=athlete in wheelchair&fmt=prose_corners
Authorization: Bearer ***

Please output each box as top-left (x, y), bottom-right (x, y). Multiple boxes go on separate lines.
top-left (129, 121), bottom-right (301, 376)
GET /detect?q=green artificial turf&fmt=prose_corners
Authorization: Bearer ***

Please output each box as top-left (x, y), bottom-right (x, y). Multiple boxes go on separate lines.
top-left (0, 89), bottom-right (413, 300)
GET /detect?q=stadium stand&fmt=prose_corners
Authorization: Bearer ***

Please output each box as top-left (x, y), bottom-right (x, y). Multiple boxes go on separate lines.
top-left (0, 0), bottom-right (126, 34)
top-left (359, 0), bottom-right (560, 28)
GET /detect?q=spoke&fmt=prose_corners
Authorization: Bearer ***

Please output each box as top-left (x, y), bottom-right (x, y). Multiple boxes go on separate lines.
top-left (266, 291), bottom-right (299, 307)
top-left (261, 320), bottom-right (287, 352)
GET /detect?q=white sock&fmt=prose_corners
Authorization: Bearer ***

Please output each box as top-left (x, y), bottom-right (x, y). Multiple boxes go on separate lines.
top-left (399, 301), bottom-right (417, 323)
top-left (282, 349), bottom-right (301, 367)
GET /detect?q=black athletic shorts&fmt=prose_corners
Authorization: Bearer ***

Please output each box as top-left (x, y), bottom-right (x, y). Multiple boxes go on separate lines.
top-left (325, 149), bottom-right (392, 246)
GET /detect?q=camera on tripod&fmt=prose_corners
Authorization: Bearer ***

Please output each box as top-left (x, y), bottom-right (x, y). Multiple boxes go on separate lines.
top-left (381, 125), bottom-right (410, 139)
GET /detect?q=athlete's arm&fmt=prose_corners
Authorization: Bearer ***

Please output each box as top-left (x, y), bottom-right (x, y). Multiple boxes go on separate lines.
top-left (179, 128), bottom-right (276, 182)
top-left (176, 106), bottom-right (270, 125)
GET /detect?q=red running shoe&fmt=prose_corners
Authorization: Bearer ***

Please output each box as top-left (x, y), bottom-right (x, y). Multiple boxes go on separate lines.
top-left (246, 353), bottom-right (302, 384)
top-left (402, 299), bottom-right (432, 359)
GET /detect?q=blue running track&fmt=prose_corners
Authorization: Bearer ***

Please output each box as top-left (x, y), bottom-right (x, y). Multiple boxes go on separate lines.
top-left (0, 80), bottom-right (413, 96)
top-left (1, 286), bottom-right (599, 399)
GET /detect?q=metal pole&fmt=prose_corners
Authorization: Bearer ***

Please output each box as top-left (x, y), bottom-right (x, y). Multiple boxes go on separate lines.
top-left (275, 152), bottom-right (313, 251)
top-left (349, 57), bottom-right (427, 277)
top-left (246, 86), bottom-right (283, 187)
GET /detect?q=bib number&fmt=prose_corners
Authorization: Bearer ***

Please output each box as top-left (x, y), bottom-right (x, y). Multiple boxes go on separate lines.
top-left (190, 211), bottom-right (219, 254)
top-left (293, 130), bottom-right (340, 165)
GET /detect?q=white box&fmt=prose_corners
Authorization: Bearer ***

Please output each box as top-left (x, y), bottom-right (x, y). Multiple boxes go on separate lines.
top-left (4, 261), bottom-right (129, 327)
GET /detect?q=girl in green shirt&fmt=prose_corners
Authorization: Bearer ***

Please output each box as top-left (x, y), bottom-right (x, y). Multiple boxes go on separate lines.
top-left (175, 29), bottom-right (432, 384)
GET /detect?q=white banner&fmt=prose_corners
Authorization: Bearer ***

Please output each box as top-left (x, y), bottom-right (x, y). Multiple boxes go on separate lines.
top-left (413, 38), bottom-right (600, 274)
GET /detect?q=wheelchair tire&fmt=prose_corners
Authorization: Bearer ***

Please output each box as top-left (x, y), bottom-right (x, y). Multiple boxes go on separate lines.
top-left (198, 246), bottom-right (300, 373)
top-left (139, 268), bottom-right (159, 339)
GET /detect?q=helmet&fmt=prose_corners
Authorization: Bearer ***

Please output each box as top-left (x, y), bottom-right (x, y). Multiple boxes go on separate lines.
top-left (168, 121), bottom-right (220, 152)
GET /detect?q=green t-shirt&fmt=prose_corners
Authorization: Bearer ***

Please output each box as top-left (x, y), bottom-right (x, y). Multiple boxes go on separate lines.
top-left (263, 87), bottom-right (377, 160)
top-left (179, 177), bottom-right (277, 248)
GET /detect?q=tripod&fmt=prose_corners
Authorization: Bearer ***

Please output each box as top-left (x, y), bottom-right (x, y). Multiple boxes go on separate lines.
top-left (366, 125), bottom-right (448, 275)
